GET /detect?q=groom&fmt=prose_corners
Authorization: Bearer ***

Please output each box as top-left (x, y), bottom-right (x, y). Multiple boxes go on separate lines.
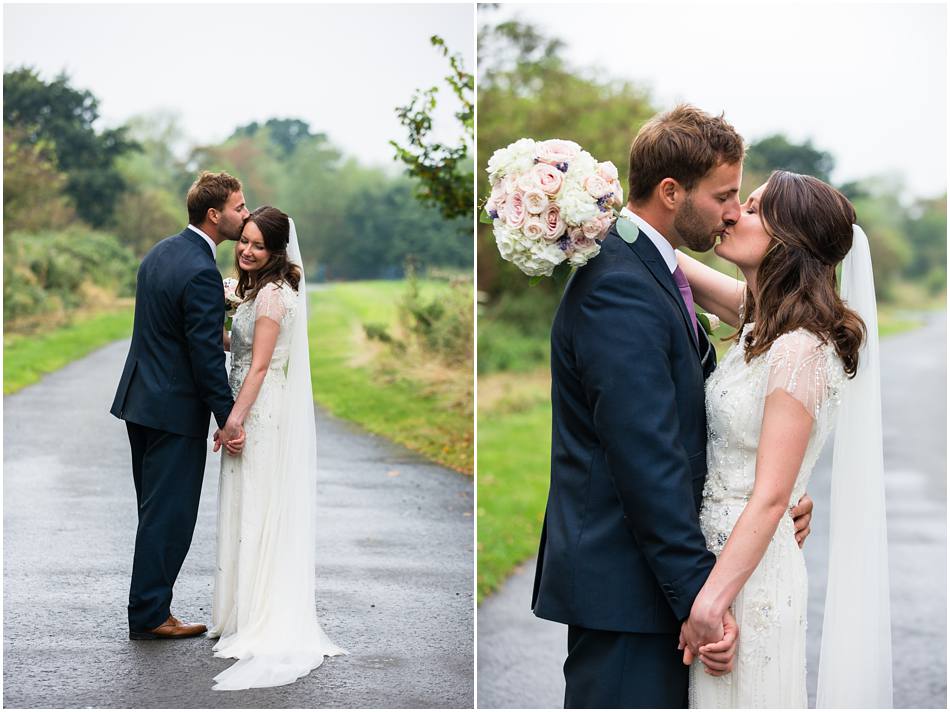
top-left (531, 106), bottom-right (813, 707)
top-left (111, 171), bottom-right (250, 640)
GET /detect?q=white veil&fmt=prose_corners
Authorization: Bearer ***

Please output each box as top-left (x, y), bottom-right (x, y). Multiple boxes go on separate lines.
top-left (212, 218), bottom-right (345, 691)
top-left (816, 224), bottom-right (892, 707)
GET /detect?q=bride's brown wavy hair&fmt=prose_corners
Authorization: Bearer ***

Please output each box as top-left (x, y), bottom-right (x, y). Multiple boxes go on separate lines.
top-left (736, 170), bottom-right (865, 378)
top-left (234, 206), bottom-right (301, 300)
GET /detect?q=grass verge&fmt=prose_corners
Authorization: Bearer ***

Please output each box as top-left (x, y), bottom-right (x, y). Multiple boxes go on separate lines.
top-left (310, 280), bottom-right (473, 474)
top-left (4, 305), bottom-right (134, 394)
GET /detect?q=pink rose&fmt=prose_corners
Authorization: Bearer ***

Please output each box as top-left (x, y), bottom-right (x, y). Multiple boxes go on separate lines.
top-left (486, 182), bottom-right (507, 216)
top-left (532, 163), bottom-right (563, 195)
top-left (517, 171), bottom-right (541, 193)
top-left (522, 216), bottom-right (547, 241)
top-left (504, 191), bottom-right (526, 228)
top-left (581, 213), bottom-right (612, 240)
top-left (610, 180), bottom-right (624, 207)
top-left (536, 139), bottom-right (580, 168)
top-left (569, 230), bottom-right (596, 253)
top-left (542, 204), bottom-right (566, 241)
top-left (597, 161), bottom-right (619, 182)
top-left (523, 188), bottom-right (549, 215)
top-left (585, 174), bottom-right (610, 199)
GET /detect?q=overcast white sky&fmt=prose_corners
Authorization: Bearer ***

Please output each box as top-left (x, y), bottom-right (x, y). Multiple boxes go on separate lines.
top-left (483, 3), bottom-right (947, 200)
top-left (4, 3), bottom-right (474, 168)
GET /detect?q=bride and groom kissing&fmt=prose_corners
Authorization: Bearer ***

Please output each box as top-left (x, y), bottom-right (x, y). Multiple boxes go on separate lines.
top-left (531, 106), bottom-right (891, 708)
top-left (110, 171), bottom-right (343, 690)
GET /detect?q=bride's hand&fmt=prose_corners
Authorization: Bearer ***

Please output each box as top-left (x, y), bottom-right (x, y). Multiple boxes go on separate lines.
top-left (679, 598), bottom-right (724, 663)
top-left (697, 609), bottom-right (739, 676)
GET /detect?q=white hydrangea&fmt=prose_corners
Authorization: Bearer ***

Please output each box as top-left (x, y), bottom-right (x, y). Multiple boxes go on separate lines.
top-left (486, 138), bottom-right (537, 184)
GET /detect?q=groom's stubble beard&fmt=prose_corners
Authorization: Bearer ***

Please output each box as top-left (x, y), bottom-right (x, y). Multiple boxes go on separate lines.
top-left (674, 193), bottom-right (720, 252)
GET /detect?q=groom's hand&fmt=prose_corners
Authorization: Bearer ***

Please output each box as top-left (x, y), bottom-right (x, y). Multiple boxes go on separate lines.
top-left (791, 493), bottom-right (814, 548)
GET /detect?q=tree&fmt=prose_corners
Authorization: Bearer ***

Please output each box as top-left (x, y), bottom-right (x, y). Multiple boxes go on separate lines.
top-left (232, 118), bottom-right (325, 158)
top-left (3, 67), bottom-right (138, 227)
top-left (744, 134), bottom-right (835, 189)
top-left (3, 124), bottom-right (76, 232)
top-left (391, 35), bottom-right (474, 221)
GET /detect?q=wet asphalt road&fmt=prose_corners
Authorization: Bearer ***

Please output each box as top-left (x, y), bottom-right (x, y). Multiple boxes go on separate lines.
top-left (3, 339), bottom-right (474, 708)
top-left (477, 313), bottom-right (946, 709)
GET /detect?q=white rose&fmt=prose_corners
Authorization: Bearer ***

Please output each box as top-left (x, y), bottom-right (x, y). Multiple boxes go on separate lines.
top-left (522, 215), bottom-right (547, 240)
top-left (523, 189), bottom-right (549, 215)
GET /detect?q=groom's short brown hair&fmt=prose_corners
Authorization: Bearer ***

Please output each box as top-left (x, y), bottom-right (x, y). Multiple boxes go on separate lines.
top-left (186, 171), bottom-right (243, 225)
top-left (627, 105), bottom-right (744, 203)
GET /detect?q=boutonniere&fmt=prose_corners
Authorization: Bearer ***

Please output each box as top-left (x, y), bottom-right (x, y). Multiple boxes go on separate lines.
top-left (696, 310), bottom-right (721, 336)
top-left (615, 215), bottom-right (639, 243)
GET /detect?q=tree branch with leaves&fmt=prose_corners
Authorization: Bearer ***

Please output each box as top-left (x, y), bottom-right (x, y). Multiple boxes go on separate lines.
top-left (391, 35), bottom-right (473, 221)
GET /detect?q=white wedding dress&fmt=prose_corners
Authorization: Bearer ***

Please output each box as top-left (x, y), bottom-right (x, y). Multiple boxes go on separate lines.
top-left (208, 279), bottom-right (344, 690)
top-left (689, 325), bottom-right (847, 708)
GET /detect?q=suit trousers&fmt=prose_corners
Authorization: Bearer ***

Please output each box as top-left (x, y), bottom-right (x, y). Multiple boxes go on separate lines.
top-left (564, 625), bottom-right (688, 709)
top-left (126, 422), bottom-right (206, 632)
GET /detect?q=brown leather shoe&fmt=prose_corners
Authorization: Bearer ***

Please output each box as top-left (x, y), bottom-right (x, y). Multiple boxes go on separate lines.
top-left (129, 614), bottom-right (207, 640)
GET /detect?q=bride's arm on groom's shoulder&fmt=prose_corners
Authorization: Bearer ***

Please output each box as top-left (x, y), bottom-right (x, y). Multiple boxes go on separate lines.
top-left (675, 250), bottom-right (744, 327)
top-left (681, 388), bottom-right (814, 655)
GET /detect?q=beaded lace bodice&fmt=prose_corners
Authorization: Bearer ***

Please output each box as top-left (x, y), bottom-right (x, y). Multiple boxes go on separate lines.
top-left (224, 279), bottom-right (298, 425)
top-left (700, 325), bottom-right (848, 554)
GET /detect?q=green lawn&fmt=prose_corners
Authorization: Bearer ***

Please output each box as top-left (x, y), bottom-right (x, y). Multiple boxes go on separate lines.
top-left (4, 307), bottom-right (135, 394)
top-left (477, 399), bottom-right (551, 601)
top-left (309, 280), bottom-right (473, 474)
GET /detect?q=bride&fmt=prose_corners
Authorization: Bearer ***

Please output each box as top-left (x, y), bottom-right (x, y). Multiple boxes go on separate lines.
top-left (675, 171), bottom-right (891, 707)
top-left (208, 206), bottom-right (345, 690)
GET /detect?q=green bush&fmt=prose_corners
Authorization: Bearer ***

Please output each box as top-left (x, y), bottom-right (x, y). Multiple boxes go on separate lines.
top-left (398, 271), bottom-right (473, 367)
top-left (477, 320), bottom-right (549, 374)
top-left (4, 227), bottom-right (138, 323)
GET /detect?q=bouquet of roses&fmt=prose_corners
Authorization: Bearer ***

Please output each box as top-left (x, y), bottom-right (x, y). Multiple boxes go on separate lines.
top-left (223, 277), bottom-right (242, 330)
top-left (482, 138), bottom-right (624, 277)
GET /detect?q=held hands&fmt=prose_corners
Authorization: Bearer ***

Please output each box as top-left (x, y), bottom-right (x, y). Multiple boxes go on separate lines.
top-left (679, 608), bottom-right (739, 677)
top-left (213, 417), bottom-right (246, 455)
top-left (791, 493), bottom-right (814, 548)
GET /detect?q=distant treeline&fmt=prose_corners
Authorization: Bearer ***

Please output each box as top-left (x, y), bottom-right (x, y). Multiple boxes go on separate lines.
top-left (3, 67), bottom-right (471, 323)
top-left (475, 16), bottom-right (946, 373)
top-left (476, 17), bottom-right (946, 307)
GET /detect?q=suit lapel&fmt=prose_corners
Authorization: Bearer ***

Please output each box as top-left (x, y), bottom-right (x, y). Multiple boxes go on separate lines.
top-left (618, 228), bottom-right (702, 358)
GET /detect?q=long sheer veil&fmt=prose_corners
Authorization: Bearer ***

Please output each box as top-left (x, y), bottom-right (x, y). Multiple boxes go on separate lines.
top-left (212, 218), bottom-right (345, 691)
top-left (816, 224), bottom-right (892, 707)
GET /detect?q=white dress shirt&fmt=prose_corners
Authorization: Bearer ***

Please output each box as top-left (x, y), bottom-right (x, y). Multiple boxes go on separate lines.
top-left (619, 207), bottom-right (677, 274)
top-left (187, 224), bottom-right (217, 259)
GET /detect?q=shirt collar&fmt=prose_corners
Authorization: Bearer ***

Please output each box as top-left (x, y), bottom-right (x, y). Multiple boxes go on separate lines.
top-left (187, 224), bottom-right (217, 258)
top-left (620, 207), bottom-right (677, 274)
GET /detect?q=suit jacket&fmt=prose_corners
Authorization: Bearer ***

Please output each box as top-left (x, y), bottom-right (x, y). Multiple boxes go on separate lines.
top-left (532, 224), bottom-right (718, 634)
top-left (111, 227), bottom-right (234, 438)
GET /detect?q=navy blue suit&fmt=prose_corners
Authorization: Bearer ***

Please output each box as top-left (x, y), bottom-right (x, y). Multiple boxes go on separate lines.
top-left (111, 227), bottom-right (233, 632)
top-left (532, 225), bottom-right (717, 708)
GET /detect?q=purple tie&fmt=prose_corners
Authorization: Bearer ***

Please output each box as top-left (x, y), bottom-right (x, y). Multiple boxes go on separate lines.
top-left (672, 266), bottom-right (699, 341)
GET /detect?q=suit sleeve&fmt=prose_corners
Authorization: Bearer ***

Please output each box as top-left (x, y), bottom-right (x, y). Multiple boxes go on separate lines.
top-left (182, 266), bottom-right (234, 429)
top-left (574, 271), bottom-right (715, 620)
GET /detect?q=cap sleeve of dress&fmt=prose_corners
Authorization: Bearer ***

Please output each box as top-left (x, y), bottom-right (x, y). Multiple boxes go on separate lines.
top-left (765, 329), bottom-right (830, 420)
top-left (254, 282), bottom-right (287, 325)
